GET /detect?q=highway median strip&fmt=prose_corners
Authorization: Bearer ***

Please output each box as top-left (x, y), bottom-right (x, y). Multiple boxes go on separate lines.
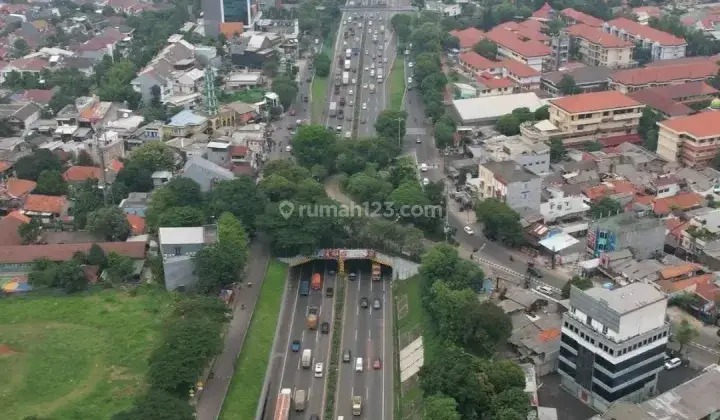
top-left (388, 56), bottom-right (405, 112)
top-left (324, 273), bottom-right (346, 420)
top-left (219, 261), bottom-right (288, 420)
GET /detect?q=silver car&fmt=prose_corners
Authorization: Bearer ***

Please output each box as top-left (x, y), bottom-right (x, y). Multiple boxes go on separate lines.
top-left (373, 298), bottom-right (381, 309)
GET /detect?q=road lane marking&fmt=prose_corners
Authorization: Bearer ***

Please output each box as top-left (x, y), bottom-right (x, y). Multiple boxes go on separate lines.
top-left (366, 386), bottom-right (369, 400)
top-left (355, 329), bottom-right (358, 341)
top-left (382, 284), bottom-right (387, 420)
top-left (280, 269), bottom-right (302, 382)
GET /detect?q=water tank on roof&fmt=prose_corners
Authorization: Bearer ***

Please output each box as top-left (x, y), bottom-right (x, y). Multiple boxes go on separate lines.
top-left (711, 98), bottom-right (720, 110)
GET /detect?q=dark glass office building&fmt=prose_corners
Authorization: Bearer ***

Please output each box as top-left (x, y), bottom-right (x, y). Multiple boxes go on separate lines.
top-left (202, 0), bottom-right (255, 36)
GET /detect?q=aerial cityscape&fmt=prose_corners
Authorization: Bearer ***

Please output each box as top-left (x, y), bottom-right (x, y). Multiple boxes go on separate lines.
top-left (2, 0), bottom-right (720, 419)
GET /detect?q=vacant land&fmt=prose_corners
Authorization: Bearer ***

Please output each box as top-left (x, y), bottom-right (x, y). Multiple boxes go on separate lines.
top-left (0, 287), bottom-right (175, 420)
top-left (388, 56), bottom-right (406, 111)
top-left (219, 260), bottom-right (288, 420)
top-left (394, 275), bottom-right (426, 420)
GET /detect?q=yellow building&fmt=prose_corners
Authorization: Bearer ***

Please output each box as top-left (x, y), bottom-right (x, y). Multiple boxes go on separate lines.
top-left (656, 102), bottom-right (720, 167)
top-left (521, 90), bottom-right (644, 146)
top-left (565, 24), bottom-right (635, 69)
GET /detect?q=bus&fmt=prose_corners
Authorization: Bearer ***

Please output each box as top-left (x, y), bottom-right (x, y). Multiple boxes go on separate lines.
top-left (274, 388), bottom-right (292, 420)
top-left (311, 273), bottom-right (322, 290)
top-left (371, 262), bottom-right (381, 281)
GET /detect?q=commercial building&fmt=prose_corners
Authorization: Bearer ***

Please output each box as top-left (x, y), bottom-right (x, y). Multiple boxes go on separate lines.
top-left (586, 210), bottom-right (665, 259)
top-left (608, 59), bottom-right (718, 93)
top-left (603, 18), bottom-right (686, 61)
top-left (452, 92), bottom-right (547, 125)
top-left (656, 104), bottom-right (720, 167)
top-left (475, 161), bottom-right (542, 211)
top-left (202, 0), bottom-right (258, 37)
top-left (564, 24), bottom-right (634, 69)
top-left (521, 91), bottom-right (644, 146)
top-left (558, 282), bottom-right (669, 412)
top-left (472, 135), bottom-right (550, 175)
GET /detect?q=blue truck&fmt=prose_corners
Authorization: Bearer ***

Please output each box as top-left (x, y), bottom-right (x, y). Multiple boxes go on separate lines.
top-left (299, 279), bottom-right (310, 296)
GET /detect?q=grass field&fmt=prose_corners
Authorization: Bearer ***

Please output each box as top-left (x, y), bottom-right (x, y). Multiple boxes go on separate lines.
top-left (388, 56), bottom-right (406, 111)
top-left (219, 260), bottom-right (288, 420)
top-left (0, 287), bottom-right (175, 420)
top-left (311, 75), bottom-right (329, 123)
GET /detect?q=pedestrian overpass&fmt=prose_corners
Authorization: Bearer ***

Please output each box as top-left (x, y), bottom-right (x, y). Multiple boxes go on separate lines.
top-left (279, 248), bottom-right (419, 280)
top-left (340, 6), bottom-right (415, 11)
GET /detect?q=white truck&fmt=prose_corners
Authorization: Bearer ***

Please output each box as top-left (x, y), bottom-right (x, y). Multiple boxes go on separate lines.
top-left (301, 349), bottom-right (312, 368)
top-left (369, 84), bottom-right (375, 93)
top-left (329, 102), bottom-right (338, 117)
top-left (345, 48), bottom-right (351, 59)
top-left (377, 68), bottom-right (383, 83)
top-left (344, 60), bottom-right (351, 71)
top-left (343, 71), bottom-right (350, 85)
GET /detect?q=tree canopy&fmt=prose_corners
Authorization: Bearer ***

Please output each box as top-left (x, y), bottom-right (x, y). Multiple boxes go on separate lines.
top-left (475, 199), bottom-right (524, 247)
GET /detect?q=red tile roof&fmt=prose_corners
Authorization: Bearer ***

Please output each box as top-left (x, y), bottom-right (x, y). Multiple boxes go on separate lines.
top-left (22, 88), bottom-right (55, 104)
top-left (449, 27), bottom-right (484, 49)
top-left (126, 214), bottom-right (146, 235)
top-left (566, 23), bottom-right (633, 48)
top-left (665, 218), bottom-right (689, 240)
top-left (598, 134), bottom-right (642, 148)
top-left (475, 72), bottom-right (516, 89)
top-left (0, 212), bottom-right (28, 246)
top-left (628, 81), bottom-right (717, 117)
top-left (645, 55), bottom-right (720, 68)
top-left (659, 111), bottom-right (720, 139)
top-left (23, 194), bottom-right (67, 214)
top-left (484, 28), bottom-right (551, 58)
top-left (611, 61), bottom-right (718, 87)
top-left (652, 192), bottom-right (702, 215)
top-left (108, 160), bottom-right (124, 172)
top-left (5, 178), bottom-right (36, 198)
top-left (533, 3), bottom-right (553, 20)
top-left (0, 241), bottom-right (147, 264)
top-left (500, 58), bottom-right (541, 78)
top-left (633, 6), bottom-right (662, 18)
top-left (496, 21), bottom-right (550, 42)
top-left (551, 90), bottom-right (641, 114)
top-left (230, 145), bottom-right (248, 156)
top-left (459, 51), bottom-right (496, 70)
top-left (219, 22), bottom-right (244, 38)
top-left (607, 17), bottom-right (686, 46)
top-left (76, 28), bottom-right (125, 52)
top-left (584, 180), bottom-right (638, 200)
top-left (63, 166), bottom-right (102, 182)
top-left (561, 8), bottom-right (605, 27)
top-left (6, 58), bottom-right (47, 72)
top-left (694, 280), bottom-right (720, 302)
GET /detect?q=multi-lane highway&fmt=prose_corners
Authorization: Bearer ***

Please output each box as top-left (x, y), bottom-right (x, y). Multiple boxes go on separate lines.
top-left (335, 261), bottom-right (393, 420)
top-left (266, 260), bottom-right (338, 419)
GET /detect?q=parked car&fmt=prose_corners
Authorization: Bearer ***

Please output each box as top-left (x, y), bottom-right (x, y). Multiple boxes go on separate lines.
top-left (664, 357), bottom-right (682, 370)
top-left (463, 226), bottom-right (474, 235)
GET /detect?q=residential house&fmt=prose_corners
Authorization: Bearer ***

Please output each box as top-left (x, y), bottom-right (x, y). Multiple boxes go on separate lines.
top-left (126, 214), bottom-right (146, 236)
top-left (72, 28), bottom-right (127, 62)
top-left (15, 88), bottom-right (57, 107)
top-left (180, 156), bottom-right (235, 192)
top-left (679, 209), bottom-right (720, 257)
top-left (473, 74), bottom-right (517, 97)
top-left (560, 8), bottom-right (605, 27)
top-left (521, 90), bottom-right (644, 147)
top-left (474, 160), bottom-right (542, 211)
top-left (224, 72), bottom-right (264, 90)
top-left (62, 166), bottom-right (102, 186)
top-left (608, 59), bottom-right (718, 93)
top-left (118, 192), bottom-right (151, 216)
top-left (655, 263), bottom-right (711, 296)
top-left (128, 121), bottom-right (163, 147)
top-left (646, 175), bottom-right (680, 199)
top-left (540, 196), bottom-right (591, 223)
top-left (656, 110), bottom-right (720, 167)
top-left (22, 194), bottom-right (68, 221)
top-left (158, 225), bottom-right (217, 290)
top-left (628, 81), bottom-right (719, 118)
top-left (483, 27), bottom-right (552, 71)
top-left (448, 27), bottom-right (484, 51)
top-left (83, 130), bottom-right (125, 166)
top-left (173, 68), bottom-right (205, 95)
top-left (541, 66), bottom-right (613, 95)
top-left (162, 110), bottom-right (208, 139)
top-left (634, 191), bottom-right (703, 216)
top-left (494, 20), bottom-right (550, 45)
top-left (500, 58), bottom-right (542, 90)
top-left (473, 134), bottom-right (551, 175)
top-left (132, 40), bottom-right (196, 103)
top-left (0, 242), bottom-right (146, 272)
top-left (564, 24), bottom-right (635, 68)
top-left (604, 18), bottom-right (686, 61)
top-left (205, 141), bottom-right (231, 166)
top-left (458, 52), bottom-right (501, 76)
top-left (0, 210), bottom-right (30, 246)
top-left (152, 171), bottom-right (173, 188)
top-left (0, 102), bottom-right (41, 131)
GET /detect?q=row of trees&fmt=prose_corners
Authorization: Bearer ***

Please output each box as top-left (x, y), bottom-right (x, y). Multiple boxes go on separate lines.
top-left (418, 244), bottom-right (527, 419)
top-left (495, 106), bottom-right (549, 137)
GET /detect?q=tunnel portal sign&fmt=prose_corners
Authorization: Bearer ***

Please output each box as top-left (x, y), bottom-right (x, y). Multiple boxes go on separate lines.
top-left (314, 249), bottom-right (376, 259)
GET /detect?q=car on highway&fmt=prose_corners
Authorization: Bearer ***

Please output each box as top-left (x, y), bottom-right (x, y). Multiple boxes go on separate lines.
top-left (285, 145), bottom-right (292, 152)
top-left (326, 287), bottom-right (334, 297)
top-left (349, 89), bottom-right (354, 95)
top-left (373, 298), bottom-right (381, 309)
top-left (291, 340), bottom-right (301, 352)
top-left (349, 272), bottom-right (357, 280)
top-left (665, 357), bottom-right (681, 370)
top-left (345, 131), bottom-right (351, 138)
top-left (363, 83), bottom-right (368, 89)
top-left (343, 349), bottom-right (352, 363)
top-left (536, 285), bottom-right (553, 295)
top-left (383, 57), bottom-right (387, 63)
top-left (360, 297), bottom-right (369, 308)
top-left (362, 102), bottom-right (367, 110)
top-left (420, 163), bottom-right (428, 171)
top-left (321, 322), bottom-right (330, 334)
top-left (355, 357), bottom-right (364, 372)
top-left (408, 61), bottom-right (414, 68)
top-left (352, 78), bottom-right (357, 84)
top-left (373, 359), bottom-right (382, 369)
top-left (408, 77), bottom-right (413, 84)
top-left (416, 137), bottom-right (421, 143)
top-left (365, 49), bottom-right (369, 54)
top-left (371, 62), bottom-right (375, 69)
top-left (349, 99), bottom-right (354, 106)
top-left (464, 225), bottom-right (475, 235)
top-left (422, 178), bottom-right (429, 186)
top-left (364, 66), bottom-right (368, 71)
top-left (314, 362), bottom-right (324, 377)
top-left (336, 125), bottom-right (342, 132)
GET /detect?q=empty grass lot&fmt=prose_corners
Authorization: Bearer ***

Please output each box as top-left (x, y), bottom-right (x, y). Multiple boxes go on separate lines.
top-left (388, 56), bottom-right (406, 111)
top-left (219, 260), bottom-right (288, 420)
top-left (394, 275), bottom-right (426, 420)
top-left (0, 287), bottom-right (174, 420)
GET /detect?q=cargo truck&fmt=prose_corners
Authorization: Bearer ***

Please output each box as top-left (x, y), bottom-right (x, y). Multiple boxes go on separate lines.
top-left (371, 262), bottom-right (381, 281)
top-left (307, 306), bottom-right (318, 329)
top-left (352, 396), bottom-right (362, 416)
top-left (299, 279), bottom-right (310, 296)
top-left (301, 349), bottom-right (312, 368)
top-left (274, 388), bottom-right (292, 420)
top-left (343, 72), bottom-right (350, 85)
top-left (294, 389), bottom-right (306, 411)
top-left (329, 102), bottom-right (337, 117)
top-left (311, 273), bottom-right (322, 290)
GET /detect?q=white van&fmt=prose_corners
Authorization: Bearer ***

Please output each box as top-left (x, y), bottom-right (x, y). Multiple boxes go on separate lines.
top-left (294, 389), bottom-right (306, 411)
top-left (355, 357), bottom-right (364, 372)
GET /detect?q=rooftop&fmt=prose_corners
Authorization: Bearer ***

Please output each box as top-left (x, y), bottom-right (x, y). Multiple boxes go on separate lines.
top-left (484, 27), bottom-right (552, 58)
top-left (167, 110), bottom-right (208, 127)
top-left (561, 8), bottom-right (606, 27)
top-left (566, 23), bottom-right (634, 48)
top-left (659, 111), bottom-right (720, 138)
top-left (550, 90), bottom-right (641, 114)
top-left (158, 226), bottom-right (207, 245)
top-left (63, 166), bottom-right (102, 182)
top-left (459, 51), bottom-right (497, 70)
top-left (606, 17), bottom-right (687, 46)
top-left (610, 60), bottom-right (718, 86)
top-left (482, 160), bottom-right (539, 183)
top-left (582, 282), bottom-right (666, 315)
top-left (449, 27), bottom-right (484, 49)
top-left (453, 92), bottom-right (546, 122)
top-left (542, 66), bottom-right (614, 85)
top-left (628, 81), bottom-right (718, 117)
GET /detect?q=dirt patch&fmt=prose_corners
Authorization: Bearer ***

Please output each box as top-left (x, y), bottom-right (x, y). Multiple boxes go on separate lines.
top-left (0, 344), bottom-right (18, 356)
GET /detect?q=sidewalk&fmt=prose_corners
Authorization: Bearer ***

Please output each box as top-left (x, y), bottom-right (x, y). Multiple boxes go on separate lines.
top-left (195, 240), bottom-right (271, 420)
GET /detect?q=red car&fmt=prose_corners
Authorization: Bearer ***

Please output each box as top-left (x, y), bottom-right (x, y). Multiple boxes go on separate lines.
top-left (289, 108), bottom-right (296, 116)
top-left (373, 359), bottom-right (382, 370)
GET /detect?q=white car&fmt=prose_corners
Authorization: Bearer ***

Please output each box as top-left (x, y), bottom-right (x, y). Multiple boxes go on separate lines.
top-left (416, 137), bottom-right (421, 143)
top-left (355, 357), bottom-right (364, 372)
top-left (383, 57), bottom-right (387, 63)
top-left (349, 89), bottom-right (354, 95)
top-left (285, 145), bottom-right (292, 152)
top-left (365, 49), bottom-right (369, 55)
top-left (363, 83), bottom-right (368, 89)
top-left (420, 163), bottom-right (428, 172)
top-left (352, 78), bottom-right (357, 84)
top-left (345, 131), bottom-right (351, 138)
top-left (463, 225), bottom-right (474, 235)
top-left (664, 357), bottom-right (681, 370)
top-left (362, 102), bottom-right (367, 110)
top-left (314, 362), bottom-right (324, 378)
top-left (536, 285), bottom-right (553, 295)
top-left (371, 62), bottom-right (375, 69)
top-left (349, 99), bottom-right (354, 106)
top-left (422, 178), bottom-right (429, 186)
top-left (407, 77), bottom-right (412, 84)
top-left (364, 66), bottom-right (368, 71)
top-left (408, 61), bottom-right (414, 68)
top-left (336, 125), bottom-right (342, 132)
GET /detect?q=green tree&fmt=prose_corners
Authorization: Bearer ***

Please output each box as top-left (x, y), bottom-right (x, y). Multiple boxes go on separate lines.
top-left (76, 149), bottom-right (95, 166)
top-left (495, 114), bottom-right (521, 136)
top-left (557, 74), bottom-right (580, 95)
top-left (314, 52), bottom-right (331, 77)
top-left (345, 172), bottom-right (394, 204)
top-left (272, 76), bottom-right (299, 109)
top-left (35, 170), bottom-right (68, 196)
top-left (158, 206), bottom-right (206, 227)
top-left (71, 179), bottom-right (104, 228)
top-left (675, 319), bottom-right (699, 355)
top-left (543, 19), bottom-right (564, 36)
top-left (475, 199), bottom-right (524, 247)
top-left (534, 105), bottom-right (549, 121)
top-left (15, 149), bottom-right (62, 181)
top-left (472, 39), bottom-right (498, 59)
top-left (217, 212), bottom-right (249, 265)
top-left (194, 243), bottom-right (240, 293)
top-left (423, 395), bottom-right (461, 420)
top-left (18, 218), bottom-right (42, 244)
top-left (87, 207), bottom-right (132, 241)
top-left (104, 251), bottom-right (136, 283)
top-left (115, 160), bottom-right (155, 192)
top-left (292, 124), bottom-right (338, 170)
top-left (130, 141), bottom-right (177, 172)
top-left (549, 139), bottom-right (566, 163)
top-left (87, 243), bottom-right (108, 268)
top-left (590, 197), bottom-right (623, 218)
top-left (146, 178), bottom-right (203, 230)
top-left (207, 176), bottom-right (266, 234)
top-left (13, 38), bottom-right (29, 56)
top-left (375, 109), bottom-right (408, 142)
top-left (434, 119), bottom-right (455, 150)
top-left (633, 45), bottom-right (652, 66)
top-left (561, 275), bottom-right (594, 298)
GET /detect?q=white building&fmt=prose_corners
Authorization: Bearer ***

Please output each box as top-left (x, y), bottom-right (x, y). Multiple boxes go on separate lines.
top-left (540, 196), bottom-right (591, 223)
top-left (558, 282), bottom-right (669, 412)
top-left (452, 92), bottom-right (548, 125)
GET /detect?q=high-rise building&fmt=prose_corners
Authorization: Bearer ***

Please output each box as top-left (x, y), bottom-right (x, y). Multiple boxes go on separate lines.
top-left (558, 282), bottom-right (669, 412)
top-left (202, 0), bottom-right (256, 37)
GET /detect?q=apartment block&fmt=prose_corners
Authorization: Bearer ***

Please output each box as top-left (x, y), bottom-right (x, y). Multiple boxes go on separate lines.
top-left (449, 27), bottom-right (484, 51)
top-left (565, 24), bottom-right (634, 69)
top-left (474, 161), bottom-right (542, 211)
top-left (604, 18), bottom-right (686, 61)
top-left (608, 60), bottom-right (718, 93)
top-left (483, 27), bottom-right (552, 71)
top-left (521, 91), bottom-right (644, 146)
top-left (458, 52), bottom-right (501, 76)
top-left (560, 8), bottom-right (605, 27)
top-left (656, 109), bottom-right (720, 168)
top-left (559, 283), bottom-right (669, 412)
